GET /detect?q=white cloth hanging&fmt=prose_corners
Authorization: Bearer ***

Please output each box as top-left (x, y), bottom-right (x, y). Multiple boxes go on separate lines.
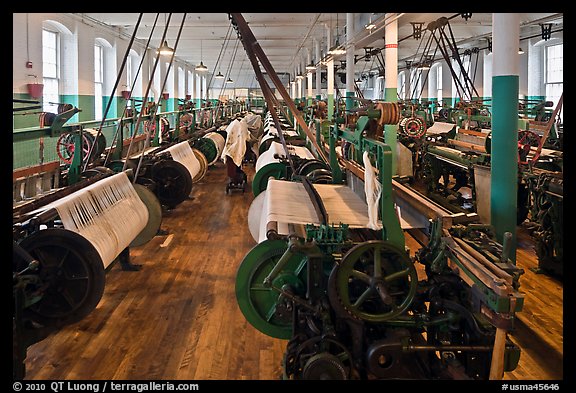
top-left (221, 119), bottom-right (251, 167)
top-left (363, 151), bottom-right (383, 230)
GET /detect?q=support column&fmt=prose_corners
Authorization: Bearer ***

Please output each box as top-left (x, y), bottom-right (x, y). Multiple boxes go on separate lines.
top-left (384, 14), bottom-right (398, 175)
top-left (326, 25), bottom-right (335, 121)
top-left (491, 13), bottom-right (519, 261)
top-left (483, 50), bottom-right (493, 100)
top-left (315, 38), bottom-right (322, 99)
top-left (345, 13), bottom-right (355, 111)
top-left (307, 48), bottom-right (313, 107)
top-left (427, 64), bottom-right (438, 113)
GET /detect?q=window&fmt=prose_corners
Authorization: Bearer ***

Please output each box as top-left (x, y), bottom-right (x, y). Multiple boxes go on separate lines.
top-left (94, 44), bottom-right (104, 120)
top-left (545, 43), bottom-right (563, 121)
top-left (410, 68), bottom-right (422, 101)
top-left (398, 72), bottom-right (406, 100)
top-left (187, 70), bottom-right (194, 99)
top-left (42, 29), bottom-right (59, 113)
top-left (178, 67), bottom-right (185, 99)
top-left (436, 64), bottom-right (443, 103)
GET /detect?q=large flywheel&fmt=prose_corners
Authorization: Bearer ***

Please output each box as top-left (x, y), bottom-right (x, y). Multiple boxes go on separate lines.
top-left (130, 183), bottom-right (163, 247)
top-left (235, 239), bottom-right (308, 339)
top-left (328, 240), bottom-right (418, 323)
top-left (13, 228), bottom-right (106, 327)
top-left (151, 159), bottom-right (193, 208)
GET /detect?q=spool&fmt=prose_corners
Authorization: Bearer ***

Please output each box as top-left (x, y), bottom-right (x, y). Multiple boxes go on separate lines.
top-left (203, 132), bottom-right (226, 162)
top-left (191, 148), bottom-right (209, 183)
top-left (376, 102), bottom-right (400, 125)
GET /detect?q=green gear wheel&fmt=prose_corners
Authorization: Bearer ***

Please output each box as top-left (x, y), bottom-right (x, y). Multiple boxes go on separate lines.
top-left (235, 239), bottom-right (307, 339)
top-left (329, 240), bottom-right (418, 323)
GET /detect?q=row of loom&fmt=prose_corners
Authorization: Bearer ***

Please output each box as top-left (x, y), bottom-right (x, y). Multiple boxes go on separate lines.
top-left (12, 96), bottom-right (249, 379)
top-left (227, 12), bottom-right (525, 380)
top-left (392, 97), bottom-right (563, 276)
top-left (235, 105), bottom-right (524, 380)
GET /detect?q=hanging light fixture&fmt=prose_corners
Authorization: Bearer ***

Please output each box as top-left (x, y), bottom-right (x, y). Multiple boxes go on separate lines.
top-left (195, 39), bottom-right (208, 72)
top-left (365, 13), bottom-right (376, 30)
top-left (226, 77), bottom-right (234, 84)
top-left (215, 71), bottom-right (225, 79)
top-left (157, 40), bottom-right (174, 56)
top-left (157, 14), bottom-right (174, 56)
top-left (518, 47), bottom-right (525, 54)
top-left (328, 13), bottom-right (346, 55)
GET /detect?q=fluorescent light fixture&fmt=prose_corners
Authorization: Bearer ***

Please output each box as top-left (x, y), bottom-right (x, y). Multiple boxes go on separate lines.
top-left (328, 45), bottom-right (346, 55)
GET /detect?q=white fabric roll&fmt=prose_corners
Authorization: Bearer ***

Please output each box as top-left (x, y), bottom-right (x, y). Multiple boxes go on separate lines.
top-left (204, 132), bottom-right (226, 157)
top-left (33, 172), bottom-right (149, 268)
top-left (257, 178), bottom-right (379, 242)
top-left (164, 141), bottom-right (201, 180)
top-left (255, 141), bottom-right (314, 173)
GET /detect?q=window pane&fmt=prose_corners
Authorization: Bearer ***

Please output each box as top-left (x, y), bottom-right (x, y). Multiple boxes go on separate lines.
top-left (95, 45), bottom-right (103, 83)
top-left (42, 78), bottom-right (59, 112)
top-left (546, 44), bottom-right (563, 84)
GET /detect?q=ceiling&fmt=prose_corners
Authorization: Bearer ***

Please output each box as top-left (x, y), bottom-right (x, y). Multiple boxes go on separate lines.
top-left (75, 12), bottom-right (563, 90)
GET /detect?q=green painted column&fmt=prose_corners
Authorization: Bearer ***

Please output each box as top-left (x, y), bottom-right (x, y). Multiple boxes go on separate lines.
top-left (345, 91), bottom-right (354, 112)
top-left (490, 13), bottom-right (520, 262)
top-left (491, 75), bottom-right (519, 261)
top-left (327, 58), bottom-right (335, 121)
top-left (383, 88), bottom-right (398, 175)
top-left (384, 14), bottom-right (399, 175)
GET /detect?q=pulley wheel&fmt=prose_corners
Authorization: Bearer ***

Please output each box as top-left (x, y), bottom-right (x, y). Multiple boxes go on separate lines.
top-left (14, 228), bottom-right (105, 327)
top-left (518, 129), bottom-right (541, 165)
top-left (296, 159), bottom-right (330, 177)
top-left (130, 183), bottom-right (163, 247)
top-left (252, 162), bottom-right (287, 197)
top-left (401, 117), bottom-right (426, 138)
top-left (179, 113), bottom-right (193, 131)
top-left (194, 138), bottom-right (219, 165)
top-left (306, 169), bottom-right (333, 184)
top-left (81, 166), bottom-right (114, 179)
top-left (302, 353), bottom-right (348, 380)
top-left (191, 147), bottom-right (209, 183)
top-left (56, 132), bottom-right (92, 165)
top-left (376, 102), bottom-right (400, 125)
top-left (328, 240), bottom-right (418, 322)
top-left (84, 128), bottom-right (107, 159)
top-left (235, 239), bottom-right (308, 339)
top-left (286, 336), bottom-right (352, 380)
top-left (151, 159), bottom-right (193, 208)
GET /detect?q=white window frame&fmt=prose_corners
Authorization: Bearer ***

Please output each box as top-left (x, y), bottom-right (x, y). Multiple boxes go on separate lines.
top-left (42, 29), bottom-right (60, 113)
top-left (544, 43), bottom-right (563, 121)
top-left (94, 44), bottom-right (104, 120)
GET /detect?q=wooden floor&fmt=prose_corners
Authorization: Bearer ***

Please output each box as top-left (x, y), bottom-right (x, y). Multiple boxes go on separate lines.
top-left (23, 163), bottom-right (563, 380)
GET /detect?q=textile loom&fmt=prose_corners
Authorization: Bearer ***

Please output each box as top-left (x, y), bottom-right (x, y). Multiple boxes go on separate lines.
top-left (13, 171), bottom-right (158, 379)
